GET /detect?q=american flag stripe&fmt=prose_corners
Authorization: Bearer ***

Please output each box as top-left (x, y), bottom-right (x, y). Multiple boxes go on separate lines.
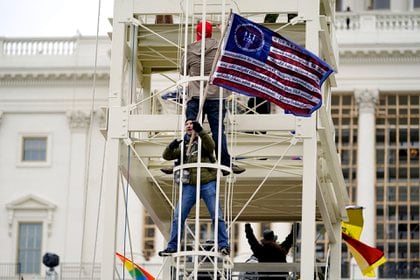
top-left (266, 55), bottom-right (321, 89)
top-left (220, 54), bottom-right (321, 99)
top-left (213, 57), bottom-right (322, 113)
top-left (212, 76), bottom-right (312, 115)
top-left (222, 51), bottom-right (321, 97)
top-left (271, 37), bottom-right (332, 75)
top-left (268, 50), bottom-right (325, 85)
top-left (214, 68), bottom-right (318, 107)
top-left (216, 57), bottom-right (320, 105)
top-left (212, 72), bottom-right (316, 114)
top-left (210, 13), bottom-right (334, 117)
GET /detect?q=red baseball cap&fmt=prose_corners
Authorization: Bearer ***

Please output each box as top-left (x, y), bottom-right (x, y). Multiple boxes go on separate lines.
top-left (196, 21), bottom-right (212, 41)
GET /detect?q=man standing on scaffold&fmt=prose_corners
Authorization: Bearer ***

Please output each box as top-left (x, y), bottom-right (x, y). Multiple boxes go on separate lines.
top-left (184, 20), bottom-right (245, 176)
top-left (158, 119), bottom-right (230, 257)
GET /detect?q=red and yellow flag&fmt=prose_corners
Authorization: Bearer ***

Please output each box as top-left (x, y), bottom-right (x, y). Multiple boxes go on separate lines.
top-left (341, 206), bottom-right (386, 277)
top-left (342, 232), bottom-right (387, 277)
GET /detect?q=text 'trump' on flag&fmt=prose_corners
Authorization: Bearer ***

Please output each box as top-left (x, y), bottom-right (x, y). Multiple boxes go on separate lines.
top-left (210, 13), bottom-right (334, 117)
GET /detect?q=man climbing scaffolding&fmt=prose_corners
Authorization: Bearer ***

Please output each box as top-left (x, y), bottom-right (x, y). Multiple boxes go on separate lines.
top-left (158, 119), bottom-right (230, 257)
top-left (182, 20), bottom-right (245, 176)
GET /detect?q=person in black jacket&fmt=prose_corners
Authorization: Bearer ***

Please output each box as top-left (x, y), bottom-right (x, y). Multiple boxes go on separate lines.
top-left (244, 223), bottom-right (295, 279)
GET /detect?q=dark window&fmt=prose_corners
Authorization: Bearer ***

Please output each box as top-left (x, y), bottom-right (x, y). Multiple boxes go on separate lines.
top-left (377, 223), bottom-right (384, 239)
top-left (410, 223), bottom-right (419, 239)
top-left (398, 224), bottom-right (407, 238)
top-left (373, 0), bottom-right (390, 9)
top-left (22, 137), bottom-right (47, 161)
top-left (411, 186), bottom-right (419, 200)
top-left (398, 186), bottom-right (407, 200)
top-left (411, 206), bottom-right (419, 220)
top-left (387, 223), bottom-right (396, 239)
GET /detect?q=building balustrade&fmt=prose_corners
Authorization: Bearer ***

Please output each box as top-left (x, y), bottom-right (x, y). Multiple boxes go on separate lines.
top-left (2, 12), bottom-right (418, 57)
top-left (0, 263), bottom-right (21, 279)
top-left (336, 11), bottom-right (420, 31)
top-left (0, 37), bottom-right (110, 74)
top-left (1, 38), bottom-right (77, 56)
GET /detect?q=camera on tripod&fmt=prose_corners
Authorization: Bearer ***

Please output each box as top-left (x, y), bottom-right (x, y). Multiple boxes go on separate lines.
top-left (42, 253), bottom-right (59, 280)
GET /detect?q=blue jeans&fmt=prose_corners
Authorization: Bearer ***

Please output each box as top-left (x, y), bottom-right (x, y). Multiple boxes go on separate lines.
top-left (167, 180), bottom-right (229, 250)
top-left (186, 98), bottom-right (231, 167)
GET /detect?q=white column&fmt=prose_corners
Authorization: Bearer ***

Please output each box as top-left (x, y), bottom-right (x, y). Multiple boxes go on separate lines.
top-left (64, 110), bottom-right (90, 262)
top-left (80, 111), bottom-right (107, 264)
top-left (354, 89), bottom-right (378, 279)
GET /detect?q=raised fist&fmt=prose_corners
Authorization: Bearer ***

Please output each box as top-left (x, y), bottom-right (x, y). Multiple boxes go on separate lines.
top-left (245, 223), bottom-right (252, 233)
top-left (192, 121), bottom-right (203, 133)
top-left (169, 139), bottom-right (182, 150)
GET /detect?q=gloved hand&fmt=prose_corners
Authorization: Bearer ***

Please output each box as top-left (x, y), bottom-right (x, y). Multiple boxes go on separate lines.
top-left (245, 223), bottom-right (252, 233)
top-left (169, 139), bottom-right (182, 150)
top-left (192, 121), bottom-right (203, 133)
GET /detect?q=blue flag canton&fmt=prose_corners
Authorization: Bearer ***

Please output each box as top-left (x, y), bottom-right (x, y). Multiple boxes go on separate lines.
top-left (225, 14), bottom-right (273, 62)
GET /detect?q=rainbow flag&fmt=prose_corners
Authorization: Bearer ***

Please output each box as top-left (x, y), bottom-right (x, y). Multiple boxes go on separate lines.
top-left (341, 206), bottom-right (386, 277)
top-left (116, 252), bottom-right (155, 280)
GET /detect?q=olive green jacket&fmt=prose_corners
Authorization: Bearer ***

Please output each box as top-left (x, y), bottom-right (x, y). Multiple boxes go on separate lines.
top-left (163, 130), bottom-right (217, 185)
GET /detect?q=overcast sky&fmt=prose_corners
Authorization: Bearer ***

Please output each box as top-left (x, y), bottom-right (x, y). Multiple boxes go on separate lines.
top-left (0, 0), bottom-right (114, 37)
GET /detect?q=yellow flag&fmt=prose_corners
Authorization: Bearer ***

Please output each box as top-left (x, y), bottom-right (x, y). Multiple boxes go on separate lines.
top-left (341, 205), bottom-right (364, 240)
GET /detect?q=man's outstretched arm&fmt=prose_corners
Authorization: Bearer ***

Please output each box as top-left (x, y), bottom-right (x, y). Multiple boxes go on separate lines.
top-left (245, 223), bottom-right (262, 255)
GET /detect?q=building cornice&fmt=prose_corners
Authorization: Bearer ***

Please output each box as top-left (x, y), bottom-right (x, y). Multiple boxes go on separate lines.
top-left (339, 48), bottom-right (420, 64)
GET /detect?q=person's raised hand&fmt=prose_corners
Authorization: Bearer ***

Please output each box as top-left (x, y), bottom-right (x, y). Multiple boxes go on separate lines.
top-left (245, 223), bottom-right (252, 233)
top-left (192, 121), bottom-right (203, 133)
top-left (169, 139), bottom-right (182, 150)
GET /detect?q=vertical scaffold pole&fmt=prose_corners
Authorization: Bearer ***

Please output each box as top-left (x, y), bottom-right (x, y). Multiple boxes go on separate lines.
top-left (299, 0), bottom-right (320, 279)
top-left (101, 0), bottom-right (131, 279)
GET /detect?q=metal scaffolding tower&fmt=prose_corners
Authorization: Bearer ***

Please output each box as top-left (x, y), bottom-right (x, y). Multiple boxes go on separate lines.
top-left (101, 0), bottom-right (349, 279)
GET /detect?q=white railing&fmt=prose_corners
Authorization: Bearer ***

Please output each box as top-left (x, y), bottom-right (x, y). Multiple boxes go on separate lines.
top-left (1, 38), bottom-right (77, 56)
top-left (336, 11), bottom-right (420, 31)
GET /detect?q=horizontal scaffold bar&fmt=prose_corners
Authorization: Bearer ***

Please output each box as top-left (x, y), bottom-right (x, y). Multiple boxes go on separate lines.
top-left (128, 114), bottom-right (297, 132)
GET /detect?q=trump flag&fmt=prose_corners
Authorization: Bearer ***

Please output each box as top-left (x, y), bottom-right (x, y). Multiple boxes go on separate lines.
top-left (210, 13), bottom-right (334, 117)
